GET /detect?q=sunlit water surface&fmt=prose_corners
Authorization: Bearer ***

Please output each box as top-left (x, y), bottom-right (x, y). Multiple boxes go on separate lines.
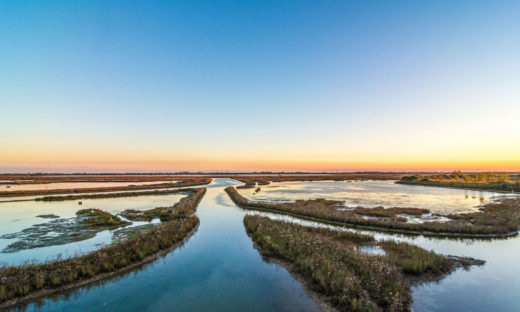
top-left (1, 181), bottom-right (177, 192)
top-left (3, 179), bottom-right (520, 312)
top-left (0, 193), bottom-right (186, 265)
top-left (11, 178), bottom-right (322, 312)
top-left (239, 180), bottom-right (511, 214)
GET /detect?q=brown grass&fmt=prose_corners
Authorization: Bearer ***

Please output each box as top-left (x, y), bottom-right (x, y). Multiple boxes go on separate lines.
top-left (226, 186), bottom-right (520, 237)
top-left (0, 188), bottom-right (206, 307)
top-left (0, 178), bottom-right (211, 197)
top-left (244, 215), bottom-right (478, 311)
top-left (232, 173), bottom-right (405, 186)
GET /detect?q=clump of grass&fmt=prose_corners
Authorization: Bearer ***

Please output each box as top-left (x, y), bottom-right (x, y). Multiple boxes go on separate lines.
top-left (380, 241), bottom-right (450, 275)
top-left (0, 188), bottom-right (206, 307)
top-left (119, 191), bottom-right (196, 222)
top-left (226, 186), bottom-right (520, 237)
top-left (398, 172), bottom-right (520, 192)
top-left (244, 215), bottom-right (467, 311)
top-left (354, 207), bottom-right (429, 218)
top-left (76, 208), bottom-right (130, 227)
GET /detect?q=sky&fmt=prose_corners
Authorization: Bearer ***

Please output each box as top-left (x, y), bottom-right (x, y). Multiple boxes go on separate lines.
top-left (1, 0), bottom-right (519, 173)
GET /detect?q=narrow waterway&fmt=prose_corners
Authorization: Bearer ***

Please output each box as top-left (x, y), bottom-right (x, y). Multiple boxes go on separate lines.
top-left (8, 178), bottom-right (520, 311)
top-left (15, 178), bottom-right (321, 311)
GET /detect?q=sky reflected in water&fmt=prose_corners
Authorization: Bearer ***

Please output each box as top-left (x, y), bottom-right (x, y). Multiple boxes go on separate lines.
top-left (239, 180), bottom-right (510, 214)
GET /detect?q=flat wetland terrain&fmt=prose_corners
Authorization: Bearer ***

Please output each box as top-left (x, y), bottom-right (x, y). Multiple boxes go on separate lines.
top-left (398, 172), bottom-right (520, 192)
top-left (1, 174), bottom-right (519, 311)
top-left (227, 180), bottom-right (520, 237)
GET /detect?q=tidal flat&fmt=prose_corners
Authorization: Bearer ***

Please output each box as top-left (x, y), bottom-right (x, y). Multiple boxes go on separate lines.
top-left (0, 192), bottom-right (188, 265)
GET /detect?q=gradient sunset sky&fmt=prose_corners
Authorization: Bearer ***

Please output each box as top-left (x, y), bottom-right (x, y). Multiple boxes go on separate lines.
top-left (1, 1), bottom-right (519, 173)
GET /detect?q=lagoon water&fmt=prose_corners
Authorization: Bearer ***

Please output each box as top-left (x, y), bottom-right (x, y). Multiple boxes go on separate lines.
top-left (1, 181), bottom-right (177, 192)
top-left (12, 178), bottom-right (321, 311)
top-left (0, 193), bottom-right (187, 265)
top-left (3, 179), bottom-right (520, 311)
top-left (239, 180), bottom-right (508, 214)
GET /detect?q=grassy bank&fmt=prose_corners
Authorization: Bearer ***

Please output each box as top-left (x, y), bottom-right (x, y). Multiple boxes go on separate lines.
top-left (232, 173), bottom-right (405, 187)
top-left (0, 178), bottom-right (211, 197)
top-left (0, 175), bottom-right (183, 185)
top-left (397, 172), bottom-right (520, 192)
top-left (244, 215), bottom-right (481, 311)
top-left (35, 189), bottom-right (189, 201)
top-left (0, 188), bottom-right (206, 308)
top-left (226, 187), bottom-right (520, 237)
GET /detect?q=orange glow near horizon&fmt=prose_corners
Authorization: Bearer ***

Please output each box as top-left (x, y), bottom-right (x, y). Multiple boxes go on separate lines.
top-left (2, 123), bottom-right (520, 173)
top-left (2, 152), bottom-right (519, 173)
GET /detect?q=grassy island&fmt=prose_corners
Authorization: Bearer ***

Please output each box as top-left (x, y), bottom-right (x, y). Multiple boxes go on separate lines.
top-left (397, 171), bottom-right (520, 192)
top-left (0, 177), bottom-right (211, 197)
top-left (0, 188), bottom-right (206, 309)
top-left (244, 215), bottom-right (483, 311)
top-left (226, 186), bottom-right (520, 237)
top-left (232, 173), bottom-right (404, 187)
top-left (35, 189), bottom-right (190, 202)
top-left (0, 174), bottom-right (183, 185)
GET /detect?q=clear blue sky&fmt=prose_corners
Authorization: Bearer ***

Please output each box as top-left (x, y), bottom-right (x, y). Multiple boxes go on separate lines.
top-left (1, 1), bottom-right (519, 172)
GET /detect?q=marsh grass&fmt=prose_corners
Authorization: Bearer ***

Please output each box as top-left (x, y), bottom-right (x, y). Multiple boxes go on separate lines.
top-left (226, 187), bottom-right (520, 237)
top-left (233, 173), bottom-right (404, 187)
top-left (398, 172), bottom-right (520, 192)
top-left (76, 208), bottom-right (131, 227)
top-left (0, 188), bottom-right (206, 306)
top-left (353, 207), bottom-right (429, 218)
top-left (36, 189), bottom-right (189, 202)
top-left (244, 215), bottom-right (461, 311)
top-left (0, 178), bottom-right (211, 198)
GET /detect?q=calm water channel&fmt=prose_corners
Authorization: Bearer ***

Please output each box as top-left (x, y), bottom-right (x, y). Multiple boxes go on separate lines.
top-left (3, 178), bottom-right (520, 311)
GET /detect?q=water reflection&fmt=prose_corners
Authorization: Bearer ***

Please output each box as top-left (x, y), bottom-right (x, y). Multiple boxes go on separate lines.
top-left (0, 193), bottom-right (186, 265)
top-left (243, 209), bottom-right (520, 312)
top-left (239, 180), bottom-right (511, 214)
top-left (12, 179), bottom-right (322, 312)
top-left (6, 179), bottom-right (520, 312)
top-left (1, 181), bottom-right (177, 192)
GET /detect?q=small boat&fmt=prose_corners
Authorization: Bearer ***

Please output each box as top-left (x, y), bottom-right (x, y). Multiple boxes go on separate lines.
top-left (78, 201), bottom-right (82, 205)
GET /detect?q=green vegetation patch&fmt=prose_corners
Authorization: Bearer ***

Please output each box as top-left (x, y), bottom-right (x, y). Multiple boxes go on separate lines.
top-left (0, 188), bottom-right (206, 307)
top-left (226, 186), bottom-right (520, 237)
top-left (244, 215), bottom-right (482, 312)
top-left (76, 208), bottom-right (131, 227)
top-left (1, 209), bottom-right (130, 253)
